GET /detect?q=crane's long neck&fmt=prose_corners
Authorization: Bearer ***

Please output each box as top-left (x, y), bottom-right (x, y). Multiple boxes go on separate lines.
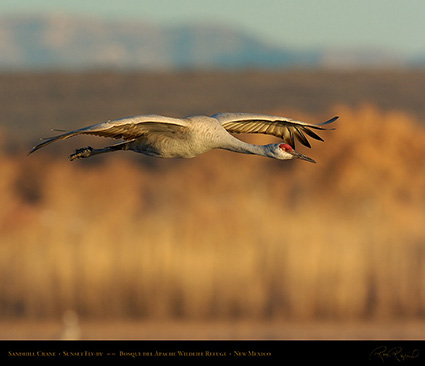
top-left (219, 136), bottom-right (273, 157)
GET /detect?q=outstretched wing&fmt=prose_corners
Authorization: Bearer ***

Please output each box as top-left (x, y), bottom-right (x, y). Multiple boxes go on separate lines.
top-left (213, 112), bottom-right (338, 148)
top-left (28, 114), bottom-right (189, 154)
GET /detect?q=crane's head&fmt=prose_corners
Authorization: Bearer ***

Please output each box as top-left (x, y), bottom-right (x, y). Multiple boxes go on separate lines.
top-left (273, 143), bottom-right (316, 163)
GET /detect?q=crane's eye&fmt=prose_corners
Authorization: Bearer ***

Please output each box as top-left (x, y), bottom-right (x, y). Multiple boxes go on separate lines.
top-left (279, 143), bottom-right (293, 152)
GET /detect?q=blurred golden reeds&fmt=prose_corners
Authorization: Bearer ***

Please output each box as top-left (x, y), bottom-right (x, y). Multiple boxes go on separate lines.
top-left (0, 104), bottom-right (424, 322)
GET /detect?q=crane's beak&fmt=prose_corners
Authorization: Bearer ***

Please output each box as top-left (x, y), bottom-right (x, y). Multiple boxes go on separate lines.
top-left (291, 150), bottom-right (316, 164)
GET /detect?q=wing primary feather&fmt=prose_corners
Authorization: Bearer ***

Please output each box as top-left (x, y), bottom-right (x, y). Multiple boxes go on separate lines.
top-left (317, 116), bottom-right (338, 128)
top-left (301, 128), bottom-right (324, 142)
top-left (294, 127), bottom-right (311, 147)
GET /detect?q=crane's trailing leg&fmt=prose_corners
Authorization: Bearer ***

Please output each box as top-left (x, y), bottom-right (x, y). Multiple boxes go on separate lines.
top-left (69, 146), bottom-right (96, 161)
top-left (69, 142), bottom-right (127, 161)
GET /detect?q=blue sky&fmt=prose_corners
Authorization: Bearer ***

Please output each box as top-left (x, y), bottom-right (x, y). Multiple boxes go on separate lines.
top-left (1, 0), bottom-right (424, 57)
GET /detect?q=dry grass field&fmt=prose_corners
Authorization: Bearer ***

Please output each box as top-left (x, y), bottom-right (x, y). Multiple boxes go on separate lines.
top-left (0, 70), bottom-right (424, 339)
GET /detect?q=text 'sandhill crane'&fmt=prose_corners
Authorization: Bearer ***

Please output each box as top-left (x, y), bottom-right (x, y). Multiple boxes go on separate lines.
top-left (29, 113), bottom-right (338, 163)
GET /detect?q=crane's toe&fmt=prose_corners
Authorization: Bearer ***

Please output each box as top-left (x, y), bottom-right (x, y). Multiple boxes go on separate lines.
top-left (69, 146), bottom-right (94, 161)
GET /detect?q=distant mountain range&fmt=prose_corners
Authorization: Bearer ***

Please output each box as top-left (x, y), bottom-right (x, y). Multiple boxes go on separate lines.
top-left (0, 14), bottom-right (417, 70)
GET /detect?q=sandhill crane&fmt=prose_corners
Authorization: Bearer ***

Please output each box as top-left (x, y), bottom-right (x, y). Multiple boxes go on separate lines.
top-left (29, 113), bottom-right (337, 163)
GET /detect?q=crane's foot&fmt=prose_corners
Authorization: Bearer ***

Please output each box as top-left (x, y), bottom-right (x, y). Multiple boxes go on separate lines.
top-left (69, 146), bottom-right (94, 161)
